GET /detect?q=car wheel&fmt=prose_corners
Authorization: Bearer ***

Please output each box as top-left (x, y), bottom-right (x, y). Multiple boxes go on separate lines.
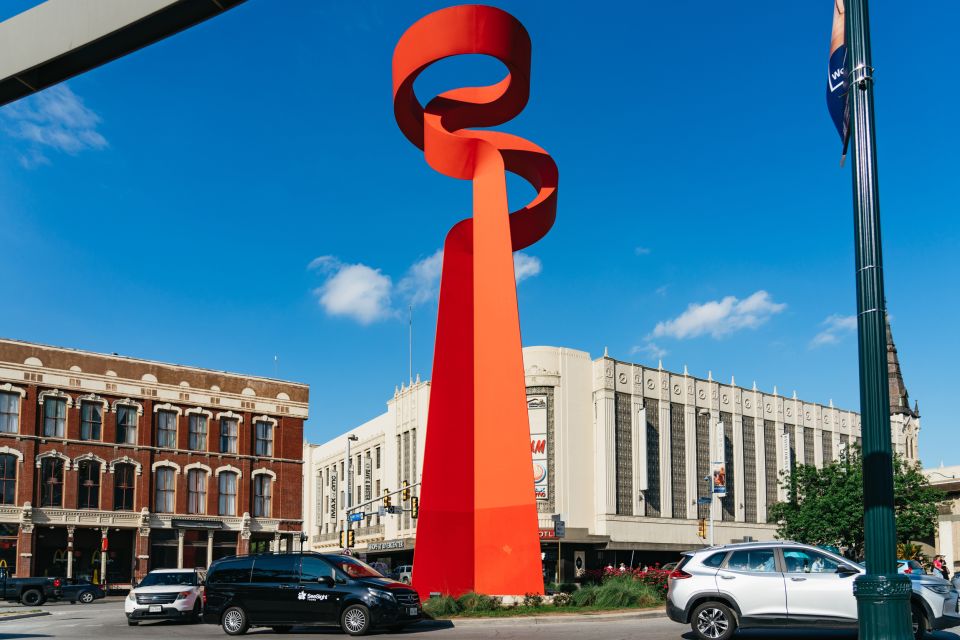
top-left (271, 626), bottom-right (293, 633)
top-left (911, 604), bottom-right (927, 640)
top-left (222, 606), bottom-right (249, 636)
top-left (691, 601), bottom-right (736, 640)
top-left (78, 590), bottom-right (96, 604)
top-left (341, 604), bottom-right (371, 636)
top-left (127, 620), bottom-right (138, 626)
top-left (20, 589), bottom-right (44, 607)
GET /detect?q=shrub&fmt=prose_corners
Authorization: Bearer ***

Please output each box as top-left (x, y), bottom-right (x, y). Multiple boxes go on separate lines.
top-left (422, 594), bottom-right (461, 618)
top-left (552, 592), bottom-right (574, 607)
top-left (457, 592), bottom-right (501, 612)
top-left (570, 584), bottom-right (599, 607)
top-left (523, 592), bottom-right (544, 607)
top-left (591, 575), bottom-right (661, 609)
top-left (547, 582), bottom-right (578, 594)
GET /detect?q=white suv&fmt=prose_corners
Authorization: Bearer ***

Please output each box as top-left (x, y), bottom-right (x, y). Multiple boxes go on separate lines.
top-left (666, 541), bottom-right (960, 640)
top-left (125, 568), bottom-right (205, 626)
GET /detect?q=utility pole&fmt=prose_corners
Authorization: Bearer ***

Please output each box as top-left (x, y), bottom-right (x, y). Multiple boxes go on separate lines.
top-left (845, 0), bottom-right (912, 637)
top-left (346, 435), bottom-right (358, 544)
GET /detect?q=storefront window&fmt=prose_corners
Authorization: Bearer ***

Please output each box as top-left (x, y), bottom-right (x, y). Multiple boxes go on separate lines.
top-left (0, 523), bottom-right (17, 577)
top-left (80, 402), bottom-right (102, 441)
top-left (39, 457), bottom-right (64, 507)
top-left (113, 463), bottom-right (135, 511)
top-left (77, 460), bottom-right (101, 509)
top-left (0, 454), bottom-right (16, 505)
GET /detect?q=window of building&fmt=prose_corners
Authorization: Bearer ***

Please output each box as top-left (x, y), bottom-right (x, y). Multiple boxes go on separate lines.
top-left (39, 457), bottom-right (64, 507)
top-left (157, 411), bottom-right (177, 448)
top-left (254, 421), bottom-right (273, 457)
top-left (218, 472), bottom-right (237, 516)
top-left (375, 447), bottom-right (381, 469)
top-left (0, 392), bottom-right (19, 434)
top-left (114, 463), bottom-right (135, 511)
top-left (116, 406), bottom-right (138, 445)
top-left (80, 402), bottom-right (102, 441)
top-left (43, 397), bottom-right (66, 438)
top-left (220, 418), bottom-right (238, 454)
top-left (188, 469), bottom-right (207, 515)
top-left (0, 454), bottom-right (16, 505)
top-left (77, 460), bottom-right (101, 509)
top-left (357, 455), bottom-right (361, 475)
top-left (155, 467), bottom-right (175, 513)
top-left (188, 414), bottom-right (207, 451)
top-left (253, 475), bottom-right (272, 517)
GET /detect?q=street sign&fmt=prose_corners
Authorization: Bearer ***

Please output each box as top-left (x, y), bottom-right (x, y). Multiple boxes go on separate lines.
top-left (349, 512), bottom-right (364, 522)
top-left (554, 520), bottom-right (566, 538)
top-left (697, 497), bottom-right (712, 505)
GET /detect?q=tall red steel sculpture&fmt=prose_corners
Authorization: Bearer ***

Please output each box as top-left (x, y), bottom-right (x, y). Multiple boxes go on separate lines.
top-left (393, 5), bottom-right (558, 597)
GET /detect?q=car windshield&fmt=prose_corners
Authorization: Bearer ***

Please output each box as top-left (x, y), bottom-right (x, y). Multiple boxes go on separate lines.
top-left (137, 572), bottom-right (197, 587)
top-left (332, 557), bottom-right (383, 579)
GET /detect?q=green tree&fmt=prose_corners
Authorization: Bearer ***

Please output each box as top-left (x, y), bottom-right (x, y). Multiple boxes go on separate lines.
top-left (768, 448), bottom-right (944, 559)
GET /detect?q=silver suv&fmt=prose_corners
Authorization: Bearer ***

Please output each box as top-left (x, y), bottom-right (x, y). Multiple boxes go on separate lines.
top-left (666, 541), bottom-right (960, 640)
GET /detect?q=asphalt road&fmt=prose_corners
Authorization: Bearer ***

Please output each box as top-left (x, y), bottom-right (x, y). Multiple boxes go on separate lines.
top-left (2, 600), bottom-right (960, 640)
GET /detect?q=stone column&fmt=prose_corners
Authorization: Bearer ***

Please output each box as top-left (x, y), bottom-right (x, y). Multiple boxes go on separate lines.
top-left (136, 528), bottom-right (150, 582)
top-left (272, 531), bottom-right (281, 553)
top-left (206, 530), bottom-right (214, 568)
top-left (16, 524), bottom-right (33, 578)
top-left (176, 529), bottom-right (185, 568)
top-left (238, 531), bottom-right (250, 556)
top-left (66, 526), bottom-right (75, 579)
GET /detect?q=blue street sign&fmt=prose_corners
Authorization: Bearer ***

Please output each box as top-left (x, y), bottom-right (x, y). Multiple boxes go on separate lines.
top-left (349, 512), bottom-right (364, 522)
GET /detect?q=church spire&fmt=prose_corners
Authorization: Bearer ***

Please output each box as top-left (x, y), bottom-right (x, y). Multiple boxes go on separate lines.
top-left (886, 312), bottom-right (917, 417)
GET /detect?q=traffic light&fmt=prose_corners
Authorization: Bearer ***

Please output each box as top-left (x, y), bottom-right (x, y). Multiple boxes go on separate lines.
top-left (339, 530), bottom-right (346, 547)
top-left (384, 489), bottom-right (392, 508)
top-left (340, 529), bottom-right (355, 548)
top-left (411, 496), bottom-right (419, 519)
top-left (402, 480), bottom-right (410, 502)
top-left (697, 519), bottom-right (706, 538)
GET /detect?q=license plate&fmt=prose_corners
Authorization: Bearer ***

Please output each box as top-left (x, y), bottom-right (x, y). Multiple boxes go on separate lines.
top-left (407, 607), bottom-right (418, 616)
top-left (149, 605), bottom-right (162, 613)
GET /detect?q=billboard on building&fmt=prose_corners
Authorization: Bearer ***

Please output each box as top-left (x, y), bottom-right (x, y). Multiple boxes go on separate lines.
top-left (712, 421), bottom-right (727, 496)
top-left (330, 472), bottom-right (338, 520)
top-left (528, 395), bottom-right (548, 500)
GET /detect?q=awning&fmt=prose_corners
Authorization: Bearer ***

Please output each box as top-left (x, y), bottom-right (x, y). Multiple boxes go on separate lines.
top-left (171, 519), bottom-right (224, 530)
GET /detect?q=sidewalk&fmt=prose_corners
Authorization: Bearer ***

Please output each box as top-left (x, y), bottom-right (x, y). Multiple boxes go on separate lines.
top-left (420, 607), bottom-right (666, 627)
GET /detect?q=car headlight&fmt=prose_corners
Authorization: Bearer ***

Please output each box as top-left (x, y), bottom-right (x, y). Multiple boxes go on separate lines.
top-left (127, 591), bottom-right (136, 602)
top-left (923, 584), bottom-right (951, 595)
top-left (175, 591), bottom-right (193, 600)
top-left (368, 588), bottom-right (396, 603)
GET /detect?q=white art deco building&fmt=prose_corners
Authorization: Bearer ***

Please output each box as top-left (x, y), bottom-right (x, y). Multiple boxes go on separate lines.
top-left (304, 332), bottom-right (919, 578)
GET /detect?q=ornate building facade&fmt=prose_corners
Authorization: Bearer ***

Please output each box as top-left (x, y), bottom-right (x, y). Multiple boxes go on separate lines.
top-left (0, 339), bottom-right (307, 584)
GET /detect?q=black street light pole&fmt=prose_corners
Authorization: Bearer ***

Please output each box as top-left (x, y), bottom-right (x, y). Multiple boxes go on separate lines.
top-left (845, 0), bottom-right (912, 637)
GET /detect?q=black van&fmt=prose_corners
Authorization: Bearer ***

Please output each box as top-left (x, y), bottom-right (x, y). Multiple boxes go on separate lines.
top-left (201, 552), bottom-right (421, 636)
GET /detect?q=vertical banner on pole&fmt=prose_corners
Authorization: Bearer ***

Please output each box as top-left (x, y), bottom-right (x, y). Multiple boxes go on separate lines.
top-left (712, 421), bottom-right (726, 496)
top-left (330, 472), bottom-right (338, 522)
top-left (636, 407), bottom-right (648, 491)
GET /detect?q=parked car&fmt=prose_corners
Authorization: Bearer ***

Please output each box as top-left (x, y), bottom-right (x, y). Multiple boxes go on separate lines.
top-left (666, 540), bottom-right (960, 640)
top-left (202, 552), bottom-right (421, 636)
top-left (58, 578), bottom-right (105, 604)
top-left (899, 559), bottom-right (928, 575)
top-left (0, 573), bottom-right (61, 606)
top-left (391, 565), bottom-right (413, 585)
top-left (124, 568), bottom-right (205, 626)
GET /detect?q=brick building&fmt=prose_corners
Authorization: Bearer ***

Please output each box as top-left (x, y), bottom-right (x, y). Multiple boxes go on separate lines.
top-left (0, 339), bottom-right (308, 585)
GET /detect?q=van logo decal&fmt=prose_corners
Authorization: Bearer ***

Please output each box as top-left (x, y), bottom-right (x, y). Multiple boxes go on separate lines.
top-left (297, 591), bottom-right (329, 602)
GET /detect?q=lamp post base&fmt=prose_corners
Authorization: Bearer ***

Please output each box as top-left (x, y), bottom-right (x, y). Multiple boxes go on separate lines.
top-left (854, 574), bottom-right (913, 640)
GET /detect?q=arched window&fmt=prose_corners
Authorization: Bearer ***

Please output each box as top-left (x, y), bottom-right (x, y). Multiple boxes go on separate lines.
top-left (253, 475), bottom-right (272, 517)
top-left (0, 454), bottom-right (16, 504)
top-left (113, 463), bottom-right (135, 511)
top-left (254, 420), bottom-right (274, 457)
top-left (77, 460), bottom-right (101, 509)
top-left (156, 411), bottom-right (177, 448)
top-left (80, 402), bottom-right (103, 441)
top-left (155, 467), bottom-right (176, 513)
top-left (188, 414), bottom-right (208, 451)
top-left (39, 457), bottom-right (64, 506)
top-left (188, 469), bottom-right (207, 515)
top-left (218, 472), bottom-right (237, 516)
top-left (43, 397), bottom-right (66, 438)
top-left (116, 405), bottom-right (138, 445)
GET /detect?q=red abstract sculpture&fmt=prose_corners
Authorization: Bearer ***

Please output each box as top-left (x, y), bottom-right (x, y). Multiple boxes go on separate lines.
top-left (393, 5), bottom-right (557, 597)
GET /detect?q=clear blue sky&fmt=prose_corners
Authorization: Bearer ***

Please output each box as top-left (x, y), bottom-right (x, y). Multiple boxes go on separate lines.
top-left (1, 1), bottom-right (957, 467)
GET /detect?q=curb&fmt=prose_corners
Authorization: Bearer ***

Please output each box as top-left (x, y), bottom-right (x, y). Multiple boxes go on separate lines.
top-left (419, 608), bottom-right (667, 627)
top-left (0, 611), bottom-right (52, 623)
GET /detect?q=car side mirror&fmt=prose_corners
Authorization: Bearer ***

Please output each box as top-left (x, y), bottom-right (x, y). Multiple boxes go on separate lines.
top-left (319, 576), bottom-right (335, 587)
top-left (837, 564), bottom-right (857, 575)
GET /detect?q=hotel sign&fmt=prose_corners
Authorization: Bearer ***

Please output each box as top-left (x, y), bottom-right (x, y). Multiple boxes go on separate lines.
top-left (369, 540), bottom-right (406, 552)
top-left (528, 395), bottom-right (548, 500)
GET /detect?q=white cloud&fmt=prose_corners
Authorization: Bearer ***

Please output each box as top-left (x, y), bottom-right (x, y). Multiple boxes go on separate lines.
top-left (631, 341), bottom-right (668, 360)
top-left (309, 256), bottom-right (393, 325)
top-left (652, 290), bottom-right (787, 340)
top-left (513, 252), bottom-right (542, 283)
top-left (1, 83), bottom-right (107, 167)
top-left (655, 284), bottom-right (670, 297)
top-left (635, 246), bottom-right (651, 256)
top-left (397, 249), bottom-right (444, 306)
top-left (809, 314), bottom-right (857, 348)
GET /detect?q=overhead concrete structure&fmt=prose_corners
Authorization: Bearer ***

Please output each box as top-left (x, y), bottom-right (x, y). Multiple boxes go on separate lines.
top-left (0, 0), bottom-right (246, 106)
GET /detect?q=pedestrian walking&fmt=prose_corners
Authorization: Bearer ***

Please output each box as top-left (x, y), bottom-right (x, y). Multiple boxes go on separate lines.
top-left (935, 555), bottom-right (950, 581)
